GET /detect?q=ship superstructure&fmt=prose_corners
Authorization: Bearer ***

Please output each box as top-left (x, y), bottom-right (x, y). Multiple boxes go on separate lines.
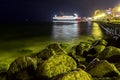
top-left (53, 13), bottom-right (81, 23)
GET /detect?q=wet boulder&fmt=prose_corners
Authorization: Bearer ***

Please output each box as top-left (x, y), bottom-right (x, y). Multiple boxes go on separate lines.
top-left (35, 48), bottom-right (55, 60)
top-left (99, 46), bottom-right (120, 63)
top-left (86, 58), bottom-right (100, 71)
top-left (48, 43), bottom-right (67, 54)
top-left (97, 39), bottom-right (108, 46)
top-left (87, 60), bottom-right (120, 77)
top-left (51, 68), bottom-right (92, 80)
top-left (87, 39), bottom-right (107, 56)
top-left (69, 46), bottom-right (86, 63)
top-left (93, 77), bottom-right (116, 80)
top-left (76, 42), bottom-right (92, 56)
top-left (7, 56), bottom-right (37, 80)
top-left (93, 45), bottom-right (106, 57)
top-left (0, 63), bottom-right (9, 80)
top-left (37, 54), bottom-right (77, 78)
top-left (0, 63), bottom-right (9, 74)
top-left (35, 43), bottom-right (67, 60)
top-left (59, 43), bottom-right (70, 52)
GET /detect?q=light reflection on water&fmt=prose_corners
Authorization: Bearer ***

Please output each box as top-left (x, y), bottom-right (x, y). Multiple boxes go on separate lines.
top-left (52, 23), bottom-right (80, 41)
top-left (52, 22), bottom-right (104, 41)
top-left (92, 23), bottom-right (103, 39)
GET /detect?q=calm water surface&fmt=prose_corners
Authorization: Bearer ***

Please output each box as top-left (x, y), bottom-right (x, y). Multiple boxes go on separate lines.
top-left (0, 22), bottom-right (104, 64)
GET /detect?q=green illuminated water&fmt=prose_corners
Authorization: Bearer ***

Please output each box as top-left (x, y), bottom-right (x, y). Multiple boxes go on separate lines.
top-left (0, 22), bottom-right (104, 65)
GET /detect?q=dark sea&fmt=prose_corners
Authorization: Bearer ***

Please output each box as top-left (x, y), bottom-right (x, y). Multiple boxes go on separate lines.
top-left (0, 21), bottom-right (104, 64)
top-left (0, 21), bottom-right (103, 41)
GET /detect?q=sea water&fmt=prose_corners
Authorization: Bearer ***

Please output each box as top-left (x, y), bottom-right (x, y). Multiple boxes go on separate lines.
top-left (0, 21), bottom-right (103, 64)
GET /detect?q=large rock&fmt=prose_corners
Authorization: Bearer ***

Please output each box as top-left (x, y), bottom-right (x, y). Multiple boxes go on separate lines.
top-left (48, 43), bottom-right (67, 54)
top-left (35, 48), bottom-right (55, 60)
top-left (37, 54), bottom-right (77, 78)
top-left (93, 77), bottom-right (116, 80)
top-left (34, 43), bottom-right (67, 60)
top-left (87, 39), bottom-right (107, 57)
top-left (51, 68), bottom-right (92, 80)
top-left (0, 63), bottom-right (9, 74)
top-left (87, 60), bottom-right (120, 77)
top-left (93, 45), bottom-right (106, 57)
top-left (76, 42), bottom-right (92, 56)
top-left (97, 39), bottom-right (108, 46)
top-left (99, 46), bottom-right (120, 63)
top-left (0, 63), bottom-right (9, 80)
top-left (69, 47), bottom-right (86, 62)
top-left (7, 56), bottom-right (37, 80)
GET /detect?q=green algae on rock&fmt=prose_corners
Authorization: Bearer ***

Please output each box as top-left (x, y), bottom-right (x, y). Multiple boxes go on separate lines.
top-left (93, 45), bottom-right (106, 57)
top-left (98, 46), bottom-right (120, 63)
top-left (7, 56), bottom-right (38, 80)
top-left (48, 43), bottom-right (67, 54)
top-left (0, 63), bottom-right (9, 74)
top-left (36, 48), bottom-right (55, 60)
top-left (34, 43), bottom-right (67, 60)
top-left (87, 60), bottom-right (120, 77)
top-left (37, 54), bottom-right (77, 78)
top-left (76, 42), bottom-right (92, 56)
top-left (51, 68), bottom-right (92, 80)
top-left (0, 63), bottom-right (9, 80)
top-left (97, 39), bottom-right (108, 46)
top-left (8, 56), bottom-right (37, 74)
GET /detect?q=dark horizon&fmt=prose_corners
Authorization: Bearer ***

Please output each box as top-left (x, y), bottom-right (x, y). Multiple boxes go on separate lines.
top-left (0, 0), bottom-right (120, 22)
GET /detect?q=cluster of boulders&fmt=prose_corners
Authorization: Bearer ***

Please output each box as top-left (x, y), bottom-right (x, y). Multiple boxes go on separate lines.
top-left (1, 37), bottom-right (120, 80)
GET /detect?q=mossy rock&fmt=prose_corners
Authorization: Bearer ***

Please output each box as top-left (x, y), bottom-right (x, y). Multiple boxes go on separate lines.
top-left (99, 46), bottom-right (120, 62)
top-left (76, 42), bottom-right (92, 56)
top-left (87, 60), bottom-right (120, 77)
top-left (48, 43), bottom-right (67, 54)
top-left (8, 56), bottom-right (37, 74)
top-left (37, 54), bottom-right (77, 78)
top-left (35, 43), bottom-right (67, 60)
top-left (0, 63), bottom-right (9, 80)
top-left (35, 48), bottom-right (55, 60)
top-left (51, 68), bottom-right (92, 80)
top-left (98, 39), bottom-right (108, 46)
top-left (93, 77), bottom-right (116, 80)
top-left (86, 58), bottom-right (100, 71)
top-left (60, 43), bottom-right (71, 52)
top-left (93, 45), bottom-right (106, 57)
top-left (0, 63), bottom-right (9, 74)
top-left (7, 56), bottom-right (37, 80)
top-left (99, 46), bottom-right (120, 59)
top-left (94, 45), bottom-right (106, 53)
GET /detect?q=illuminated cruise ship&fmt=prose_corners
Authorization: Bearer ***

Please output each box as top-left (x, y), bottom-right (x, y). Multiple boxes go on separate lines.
top-left (53, 13), bottom-right (81, 23)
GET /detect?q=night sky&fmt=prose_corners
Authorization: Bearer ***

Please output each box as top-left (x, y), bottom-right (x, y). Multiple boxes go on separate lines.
top-left (0, 0), bottom-right (120, 22)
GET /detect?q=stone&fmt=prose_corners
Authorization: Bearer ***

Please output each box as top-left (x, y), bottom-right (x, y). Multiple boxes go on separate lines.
top-left (35, 43), bottom-right (67, 60)
top-left (98, 46), bottom-right (120, 63)
top-left (48, 43), bottom-right (67, 54)
top-left (36, 48), bottom-right (55, 60)
top-left (0, 63), bottom-right (9, 74)
top-left (37, 54), bottom-right (77, 78)
top-left (98, 39), bottom-right (108, 46)
top-left (93, 45), bottom-right (106, 57)
top-left (87, 60), bottom-right (120, 77)
top-left (7, 56), bottom-right (37, 80)
top-left (51, 68), bottom-right (92, 80)
top-left (76, 42), bottom-right (92, 56)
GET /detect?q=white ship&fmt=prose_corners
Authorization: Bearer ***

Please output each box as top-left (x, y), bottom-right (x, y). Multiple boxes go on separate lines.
top-left (53, 13), bottom-right (81, 23)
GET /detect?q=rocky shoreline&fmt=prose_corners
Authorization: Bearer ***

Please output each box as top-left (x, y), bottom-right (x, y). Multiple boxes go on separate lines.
top-left (1, 36), bottom-right (120, 80)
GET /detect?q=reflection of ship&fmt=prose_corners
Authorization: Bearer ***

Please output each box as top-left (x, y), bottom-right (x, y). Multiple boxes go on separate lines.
top-left (53, 13), bottom-right (81, 23)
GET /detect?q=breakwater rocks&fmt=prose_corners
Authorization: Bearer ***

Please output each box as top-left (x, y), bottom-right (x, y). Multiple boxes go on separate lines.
top-left (1, 38), bottom-right (120, 80)
top-left (98, 22), bottom-right (120, 37)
